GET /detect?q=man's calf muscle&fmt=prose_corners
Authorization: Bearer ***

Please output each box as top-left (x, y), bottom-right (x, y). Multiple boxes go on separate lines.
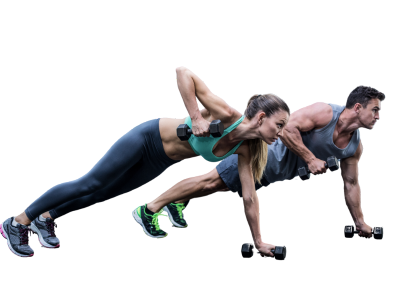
top-left (174, 169), bottom-right (228, 204)
top-left (199, 168), bottom-right (228, 193)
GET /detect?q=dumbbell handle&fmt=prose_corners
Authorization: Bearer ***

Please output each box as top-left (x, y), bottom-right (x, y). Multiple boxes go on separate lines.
top-left (254, 249), bottom-right (275, 254)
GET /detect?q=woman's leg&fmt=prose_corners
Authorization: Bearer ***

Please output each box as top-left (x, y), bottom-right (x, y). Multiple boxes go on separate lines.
top-left (47, 156), bottom-right (171, 219)
top-left (24, 118), bottom-right (179, 220)
top-left (19, 123), bottom-right (150, 224)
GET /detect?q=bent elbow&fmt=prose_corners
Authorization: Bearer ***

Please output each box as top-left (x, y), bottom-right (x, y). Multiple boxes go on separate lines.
top-left (176, 66), bottom-right (188, 74)
top-left (283, 125), bottom-right (300, 136)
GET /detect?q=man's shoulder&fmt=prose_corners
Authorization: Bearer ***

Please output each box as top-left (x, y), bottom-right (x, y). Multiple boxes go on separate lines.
top-left (286, 102), bottom-right (333, 132)
top-left (303, 102), bottom-right (333, 129)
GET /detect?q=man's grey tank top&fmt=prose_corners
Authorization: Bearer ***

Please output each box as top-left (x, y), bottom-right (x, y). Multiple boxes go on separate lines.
top-left (263, 104), bottom-right (360, 184)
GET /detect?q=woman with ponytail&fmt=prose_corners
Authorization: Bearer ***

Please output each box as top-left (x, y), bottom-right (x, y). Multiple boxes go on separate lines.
top-left (245, 94), bottom-right (288, 184)
top-left (1, 67), bottom-right (289, 258)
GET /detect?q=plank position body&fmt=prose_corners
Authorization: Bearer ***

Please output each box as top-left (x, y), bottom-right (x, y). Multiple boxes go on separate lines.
top-left (0, 67), bottom-right (290, 257)
top-left (145, 86), bottom-right (385, 258)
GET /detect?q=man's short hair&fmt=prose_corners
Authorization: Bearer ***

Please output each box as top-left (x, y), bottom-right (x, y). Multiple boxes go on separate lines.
top-left (346, 86), bottom-right (385, 109)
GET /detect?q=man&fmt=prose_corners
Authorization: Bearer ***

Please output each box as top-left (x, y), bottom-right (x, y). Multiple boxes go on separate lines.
top-left (147, 86), bottom-right (385, 257)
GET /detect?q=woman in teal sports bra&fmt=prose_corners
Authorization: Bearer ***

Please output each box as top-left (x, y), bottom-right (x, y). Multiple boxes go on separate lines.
top-left (2, 66), bottom-right (289, 258)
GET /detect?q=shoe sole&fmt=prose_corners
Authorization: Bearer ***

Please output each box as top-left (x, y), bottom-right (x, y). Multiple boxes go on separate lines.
top-left (132, 209), bottom-right (167, 239)
top-left (30, 222), bottom-right (60, 249)
top-left (163, 206), bottom-right (188, 228)
top-left (0, 223), bottom-right (34, 257)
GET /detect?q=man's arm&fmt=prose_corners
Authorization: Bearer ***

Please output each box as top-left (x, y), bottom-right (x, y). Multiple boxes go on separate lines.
top-left (340, 141), bottom-right (372, 238)
top-left (279, 102), bottom-right (332, 174)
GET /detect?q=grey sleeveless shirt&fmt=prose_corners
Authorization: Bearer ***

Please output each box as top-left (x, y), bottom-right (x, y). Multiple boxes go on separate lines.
top-left (263, 104), bottom-right (360, 184)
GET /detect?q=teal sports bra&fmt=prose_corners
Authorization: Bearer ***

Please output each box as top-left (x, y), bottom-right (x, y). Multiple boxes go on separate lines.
top-left (184, 115), bottom-right (245, 162)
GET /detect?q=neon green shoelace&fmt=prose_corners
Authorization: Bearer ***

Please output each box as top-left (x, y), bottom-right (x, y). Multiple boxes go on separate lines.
top-left (151, 209), bottom-right (167, 231)
top-left (173, 203), bottom-right (185, 219)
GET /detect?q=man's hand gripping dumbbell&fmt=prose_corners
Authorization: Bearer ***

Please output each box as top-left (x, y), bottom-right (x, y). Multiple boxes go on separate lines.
top-left (298, 156), bottom-right (340, 180)
top-left (344, 225), bottom-right (383, 239)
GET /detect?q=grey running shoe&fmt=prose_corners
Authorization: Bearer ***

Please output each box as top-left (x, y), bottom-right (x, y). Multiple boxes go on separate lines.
top-left (30, 217), bottom-right (60, 248)
top-left (0, 217), bottom-right (34, 257)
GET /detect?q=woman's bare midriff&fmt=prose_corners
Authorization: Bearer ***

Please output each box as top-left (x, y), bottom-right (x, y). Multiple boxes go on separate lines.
top-left (159, 109), bottom-right (244, 160)
top-left (159, 118), bottom-right (198, 161)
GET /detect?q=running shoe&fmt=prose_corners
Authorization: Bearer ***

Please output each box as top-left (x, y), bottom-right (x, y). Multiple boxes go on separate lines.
top-left (30, 216), bottom-right (60, 248)
top-left (163, 202), bottom-right (188, 228)
top-left (0, 217), bottom-right (34, 257)
top-left (132, 205), bottom-right (168, 238)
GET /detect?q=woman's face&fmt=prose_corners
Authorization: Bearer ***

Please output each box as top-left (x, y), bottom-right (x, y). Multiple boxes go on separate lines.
top-left (259, 110), bottom-right (289, 145)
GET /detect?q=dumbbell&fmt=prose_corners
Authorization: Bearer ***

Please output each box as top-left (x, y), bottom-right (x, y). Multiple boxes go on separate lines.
top-left (176, 120), bottom-right (224, 141)
top-left (241, 243), bottom-right (286, 260)
top-left (344, 225), bottom-right (383, 239)
top-left (298, 156), bottom-right (339, 180)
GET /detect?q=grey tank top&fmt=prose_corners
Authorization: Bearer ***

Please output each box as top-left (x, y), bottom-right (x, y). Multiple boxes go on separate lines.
top-left (263, 104), bottom-right (360, 184)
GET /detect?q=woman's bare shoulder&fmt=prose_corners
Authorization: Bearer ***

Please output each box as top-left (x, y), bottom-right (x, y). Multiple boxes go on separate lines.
top-left (234, 139), bottom-right (250, 156)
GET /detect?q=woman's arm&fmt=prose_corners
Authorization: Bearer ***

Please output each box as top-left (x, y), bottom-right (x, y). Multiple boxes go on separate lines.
top-left (175, 66), bottom-right (202, 120)
top-left (175, 66), bottom-right (234, 121)
top-left (237, 143), bottom-right (275, 257)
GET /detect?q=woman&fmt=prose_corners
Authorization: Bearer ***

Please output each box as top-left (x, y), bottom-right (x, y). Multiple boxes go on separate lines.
top-left (0, 67), bottom-right (290, 257)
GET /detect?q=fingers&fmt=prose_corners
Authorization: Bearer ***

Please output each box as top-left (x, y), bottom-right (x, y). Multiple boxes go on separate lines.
top-left (313, 169), bottom-right (326, 175)
top-left (322, 161), bottom-right (327, 173)
top-left (258, 251), bottom-right (274, 258)
top-left (259, 252), bottom-right (274, 258)
top-left (318, 167), bottom-right (328, 175)
top-left (312, 169), bottom-right (326, 175)
top-left (358, 231), bottom-right (372, 238)
top-left (196, 129), bottom-right (210, 137)
top-left (264, 252), bottom-right (274, 258)
top-left (193, 128), bottom-right (210, 137)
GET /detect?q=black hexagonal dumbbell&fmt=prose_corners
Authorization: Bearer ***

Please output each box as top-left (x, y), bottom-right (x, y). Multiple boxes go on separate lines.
top-left (344, 225), bottom-right (383, 239)
top-left (241, 243), bottom-right (286, 260)
top-left (176, 120), bottom-right (224, 141)
top-left (298, 156), bottom-right (340, 180)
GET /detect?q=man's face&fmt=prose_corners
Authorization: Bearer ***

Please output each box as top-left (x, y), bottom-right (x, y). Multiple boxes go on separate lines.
top-left (357, 98), bottom-right (381, 129)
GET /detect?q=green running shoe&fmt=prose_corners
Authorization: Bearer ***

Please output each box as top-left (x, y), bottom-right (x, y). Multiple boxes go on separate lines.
top-left (131, 202), bottom-right (169, 239)
top-left (163, 203), bottom-right (188, 228)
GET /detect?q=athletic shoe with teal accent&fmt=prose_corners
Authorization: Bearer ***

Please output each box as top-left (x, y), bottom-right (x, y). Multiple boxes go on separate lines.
top-left (132, 205), bottom-right (168, 238)
top-left (163, 203), bottom-right (188, 228)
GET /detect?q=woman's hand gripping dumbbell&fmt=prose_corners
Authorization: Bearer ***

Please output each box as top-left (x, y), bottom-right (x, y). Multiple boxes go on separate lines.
top-left (177, 120), bottom-right (224, 141)
top-left (241, 243), bottom-right (287, 260)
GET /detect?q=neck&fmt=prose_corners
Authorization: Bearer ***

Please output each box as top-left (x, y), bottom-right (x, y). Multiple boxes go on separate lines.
top-left (336, 109), bottom-right (362, 135)
top-left (229, 117), bottom-right (261, 142)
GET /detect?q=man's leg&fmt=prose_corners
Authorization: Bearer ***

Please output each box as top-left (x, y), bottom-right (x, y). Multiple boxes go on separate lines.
top-left (146, 168), bottom-right (228, 213)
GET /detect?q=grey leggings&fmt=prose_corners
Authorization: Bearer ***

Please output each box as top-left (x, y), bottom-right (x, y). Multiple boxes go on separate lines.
top-left (25, 119), bottom-right (180, 220)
